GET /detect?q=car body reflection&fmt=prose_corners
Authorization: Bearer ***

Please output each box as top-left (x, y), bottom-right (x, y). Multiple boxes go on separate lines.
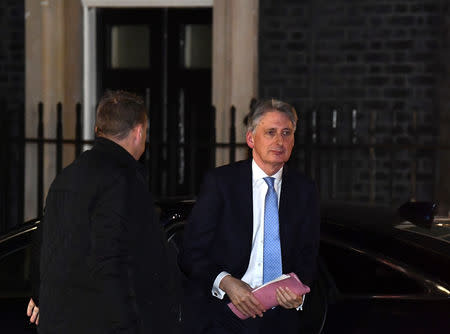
top-left (0, 201), bottom-right (449, 333)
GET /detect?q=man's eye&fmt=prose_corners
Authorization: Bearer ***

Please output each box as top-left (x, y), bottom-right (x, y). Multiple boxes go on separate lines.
top-left (266, 130), bottom-right (276, 136)
top-left (282, 130), bottom-right (292, 137)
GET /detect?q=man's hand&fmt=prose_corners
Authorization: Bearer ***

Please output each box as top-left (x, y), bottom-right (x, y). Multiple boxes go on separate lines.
top-left (220, 276), bottom-right (265, 318)
top-left (276, 287), bottom-right (303, 309)
top-left (26, 298), bottom-right (40, 325)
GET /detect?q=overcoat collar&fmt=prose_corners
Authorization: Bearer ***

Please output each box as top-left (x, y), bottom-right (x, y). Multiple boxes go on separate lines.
top-left (93, 136), bottom-right (147, 181)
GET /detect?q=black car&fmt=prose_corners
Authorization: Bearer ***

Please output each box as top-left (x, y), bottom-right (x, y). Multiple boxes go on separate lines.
top-left (1, 201), bottom-right (449, 333)
top-left (309, 201), bottom-right (450, 333)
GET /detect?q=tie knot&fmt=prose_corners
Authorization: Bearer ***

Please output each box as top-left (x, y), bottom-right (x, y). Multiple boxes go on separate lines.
top-left (264, 177), bottom-right (275, 188)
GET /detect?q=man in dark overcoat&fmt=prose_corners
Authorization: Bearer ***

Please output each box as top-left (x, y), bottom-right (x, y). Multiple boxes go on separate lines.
top-left (34, 90), bottom-right (181, 333)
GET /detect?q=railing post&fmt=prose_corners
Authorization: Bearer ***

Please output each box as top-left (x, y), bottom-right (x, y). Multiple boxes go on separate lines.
top-left (410, 109), bottom-right (418, 201)
top-left (167, 103), bottom-right (178, 196)
top-left (314, 106), bottom-right (321, 193)
top-left (304, 108), bottom-right (313, 178)
top-left (56, 102), bottom-right (63, 174)
top-left (369, 110), bottom-right (377, 204)
top-left (329, 107), bottom-right (338, 199)
top-left (188, 104), bottom-right (196, 196)
top-left (210, 105), bottom-right (216, 169)
top-left (349, 106), bottom-right (358, 201)
top-left (150, 103), bottom-right (161, 196)
top-left (229, 106), bottom-right (236, 163)
top-left (37, 102), bottom-right (44, 217)
top-left (432, 111), bottom-right (439, 206)
top-left (389, 108), bottom-right (396, 203)
top-left (0, 99), bottom-right (6, 232)
top-left (75, 102), bottom-right (82, 157)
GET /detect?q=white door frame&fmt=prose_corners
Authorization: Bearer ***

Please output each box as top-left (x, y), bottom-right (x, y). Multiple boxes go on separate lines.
top-left (81, 0), bottom-right (258, 166)
top-left (81, 0), bottom-right (213, 141)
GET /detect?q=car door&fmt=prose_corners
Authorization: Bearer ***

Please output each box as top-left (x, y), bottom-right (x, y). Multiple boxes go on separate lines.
top-left (319, 238), bottom-right (450, 333)
top-left (0, 224), bottom-right (38, 333)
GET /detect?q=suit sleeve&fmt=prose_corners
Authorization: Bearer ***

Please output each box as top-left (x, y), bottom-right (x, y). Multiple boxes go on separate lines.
top-left (89, 174), bottom-right (140, 333)
top-left (296, 181), bottom-right (320, 286)
top-left (179, 170), bottom-right (224, 289)
top-left (30, 216), bottom-right (42, 304)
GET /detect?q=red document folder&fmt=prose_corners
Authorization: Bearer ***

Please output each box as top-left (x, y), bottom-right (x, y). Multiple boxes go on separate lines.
top-left (227, 273), bottom-right (310, 320)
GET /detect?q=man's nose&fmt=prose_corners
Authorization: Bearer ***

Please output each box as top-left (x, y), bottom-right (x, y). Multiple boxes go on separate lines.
top-left (274, 132), bottom-right (284, 144)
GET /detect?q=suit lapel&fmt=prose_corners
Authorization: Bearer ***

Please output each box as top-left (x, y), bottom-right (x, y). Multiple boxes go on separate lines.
top-left (279, 165), bottom-right (295, 260)
top-left (238, 160), bottom-right (253, 248)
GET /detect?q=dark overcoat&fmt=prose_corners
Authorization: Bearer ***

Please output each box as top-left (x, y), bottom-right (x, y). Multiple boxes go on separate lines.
top-left (38, 137), bottom-right (181, 334)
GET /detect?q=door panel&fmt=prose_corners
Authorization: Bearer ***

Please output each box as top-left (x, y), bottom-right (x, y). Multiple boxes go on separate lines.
top-left (97, 8), bottom-right (212, 198)
top-left (167, 9), bottom-right (212, 195)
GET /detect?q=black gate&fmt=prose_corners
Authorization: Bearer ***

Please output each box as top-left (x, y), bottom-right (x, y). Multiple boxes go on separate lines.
top-left (1, 100), bottom-right (448, 233)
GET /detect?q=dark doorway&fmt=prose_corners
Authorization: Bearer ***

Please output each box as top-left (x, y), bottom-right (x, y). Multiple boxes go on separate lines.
top-left (97, 8), bottom-right (213, 198)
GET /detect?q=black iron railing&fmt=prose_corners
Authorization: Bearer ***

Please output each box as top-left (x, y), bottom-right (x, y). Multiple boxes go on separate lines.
top-left (1, 100), bottom-right (448, 233)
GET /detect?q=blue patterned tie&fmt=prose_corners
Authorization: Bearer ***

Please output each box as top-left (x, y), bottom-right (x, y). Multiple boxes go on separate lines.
top-left (263, 177), bottom-right (282, 283)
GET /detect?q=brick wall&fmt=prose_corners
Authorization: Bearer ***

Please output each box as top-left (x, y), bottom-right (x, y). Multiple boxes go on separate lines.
top-left (0, 0), bottom-right (25, 229)
top-left (259, 0), bottom-right (444, 206)
top-left (437, 1), bottom-right (450, 214)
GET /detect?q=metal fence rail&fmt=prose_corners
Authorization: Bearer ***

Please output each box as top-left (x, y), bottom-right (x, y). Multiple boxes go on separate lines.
top-left (22, 102), bottom-right (239, 218)
top-left (295, 105), bottom-right (443, 205)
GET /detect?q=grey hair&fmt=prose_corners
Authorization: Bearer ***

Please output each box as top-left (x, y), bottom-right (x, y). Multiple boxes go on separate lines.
top-left (246, 98), bottom-right (298, 133)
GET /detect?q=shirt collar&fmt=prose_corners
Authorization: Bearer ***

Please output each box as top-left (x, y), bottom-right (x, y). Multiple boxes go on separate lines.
top-left (252, 159), bottom-right (283, 183)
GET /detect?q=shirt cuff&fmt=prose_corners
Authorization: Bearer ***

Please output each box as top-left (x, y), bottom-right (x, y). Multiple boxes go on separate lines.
top-left (296, 295), bottom-right (306, 311)
top-left (211, 271), bottom-right (231, 299)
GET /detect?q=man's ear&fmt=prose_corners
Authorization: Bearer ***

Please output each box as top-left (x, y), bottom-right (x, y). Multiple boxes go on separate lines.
top-left (138, 124), bottom-right (145, 140)
top-left (246, 131), bottom-right (254, 149)
top-left (131, 124), bottom-right (142, 143)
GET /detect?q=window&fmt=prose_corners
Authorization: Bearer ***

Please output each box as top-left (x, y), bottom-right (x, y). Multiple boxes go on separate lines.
top-left (180, 24), bottom-right (212, 69)
top-left (110, 25), bottom-right (150, 69)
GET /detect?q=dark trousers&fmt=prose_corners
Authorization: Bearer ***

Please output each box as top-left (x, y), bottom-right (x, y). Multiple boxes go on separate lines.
top-left (204, 299), bottom-right (300, 334)
top-left (181, 283), bottom-right (301, 334)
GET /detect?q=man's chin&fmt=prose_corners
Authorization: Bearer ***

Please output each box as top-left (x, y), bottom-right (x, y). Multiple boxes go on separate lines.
top-left (267, 158), bottom-right (288, 167)
top-left (269, 154), bottom-right (288, 162)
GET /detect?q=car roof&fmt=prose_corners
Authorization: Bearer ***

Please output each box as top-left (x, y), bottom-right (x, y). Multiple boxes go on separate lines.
top-left (320, 200), bottom-right (450, 256)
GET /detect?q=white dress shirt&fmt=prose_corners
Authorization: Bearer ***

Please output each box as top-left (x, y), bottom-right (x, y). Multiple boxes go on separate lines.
top-left (212, 160), bottom-right (282, 296)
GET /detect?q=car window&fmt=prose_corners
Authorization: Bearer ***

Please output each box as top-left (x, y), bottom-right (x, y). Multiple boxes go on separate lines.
top-left (0, 245), bottom-right (32, 298)
top-left (320, 241), bottom-right (426, 295)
